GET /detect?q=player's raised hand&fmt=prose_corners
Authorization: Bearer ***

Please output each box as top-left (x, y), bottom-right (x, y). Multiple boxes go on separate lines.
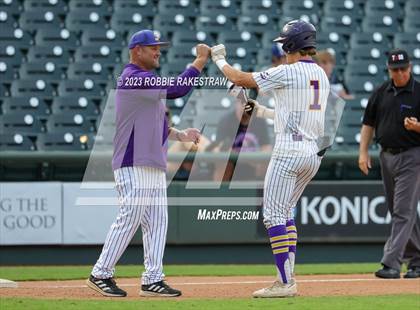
top-left (178, 128), bottom-right (201, 144)
top-left (211, 44), bottom-right (226, 62)
top-left (195, 44), bottom-right (211, 60)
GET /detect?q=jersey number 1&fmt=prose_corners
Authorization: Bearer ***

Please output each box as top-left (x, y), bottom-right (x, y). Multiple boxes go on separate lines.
top-left (309, 80), bottom-right (321, 110)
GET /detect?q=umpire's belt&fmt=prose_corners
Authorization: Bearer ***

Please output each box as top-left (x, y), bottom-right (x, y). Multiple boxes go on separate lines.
top-left (382, 147), bottom-right (409, 155)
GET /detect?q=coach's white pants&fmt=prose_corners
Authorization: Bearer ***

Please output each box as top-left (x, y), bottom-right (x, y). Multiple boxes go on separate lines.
top-left (92, 166), bottom-right (168, 285)
top-left (263, 154), bottom-right (321, 228)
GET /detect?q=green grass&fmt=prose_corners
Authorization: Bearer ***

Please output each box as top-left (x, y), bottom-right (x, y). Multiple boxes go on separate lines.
top-left (0, 263), bottom-right (382, 281)
top-left (1, 295), bottom-right (418, 310)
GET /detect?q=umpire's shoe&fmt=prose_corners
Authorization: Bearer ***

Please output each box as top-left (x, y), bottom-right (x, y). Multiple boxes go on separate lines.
top-left (86, 275), bottom-right (127, 297)
top-left (404, 267), bottom-right (420, 279)
top-left (140, 281), bottom-right (182, 297)
top-left (374, 266), bottom-right (400, 279)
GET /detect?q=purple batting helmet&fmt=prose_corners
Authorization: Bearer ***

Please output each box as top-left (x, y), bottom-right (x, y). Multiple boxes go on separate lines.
top-left (273, 20), bottom-right (316, 53)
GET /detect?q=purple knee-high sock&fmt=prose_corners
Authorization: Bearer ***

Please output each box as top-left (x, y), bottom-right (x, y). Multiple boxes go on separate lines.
top-left (286, 219), bottom-right (297, 275)
top-left (268, 225), bottom-right (291, 284)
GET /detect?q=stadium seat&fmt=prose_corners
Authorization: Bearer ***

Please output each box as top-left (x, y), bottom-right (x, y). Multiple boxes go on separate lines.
top-left (46, 113), bottom-right (95, 133)
top-left (68, 0), bottom-right (111, 14)
top-left (0, 83), bottom-right (7, 96)
top-left (350, 32), bottom-right (391, 51)
top-left (166, 46), bottom-right (196, 65)
top-left (403, 14), bottom-right (420, 32)
top-left (320, 11), bottom-right (362, 35)
top-left (200, 0), bottom-right (240, 18)
top-left (403, 44), bottom-right (420, 62)
top-left (26, 45), bottom-right (71, 68)
top-left (153, 14), bottom-right (195, 36)
top-left (0, 112), bottom-right (45, 135)
top-left (346, 76), bottom-right (382, 96)
top-left (0, 55), bottom-right (15, 81)
top-left (241, 0), bottom-right (280, 18)
top-left (282, 0), bottom-right (321, 25)
top-left (19, 10), bottom-right (62, 31)
top-left (393, 32), bottom-right (420, 47)
top-left (323, 0), bottom-right (363, 15)
top-left (34, 28), bottom-right (79, 50)
top-left (0, 133), bottom-right (35, 151)
top-left (346, 46), bottom-right (387, 65)
top-left (113, 0), bottom-right (155, 16)
top-left (261, 31), bottom-right (281, 48)
top-left (172, 30), bottom-right (214, 47)
top-left (0, 45), bottom-right (24, 68)
top-left (73, 46), bottom-right (120, 66)
top-left (344, 62), bottom-right (387, 86)
top-left (57, 79), bottom-right (103, 98)
top-left (65, 9), bottom-right (108, 33)
top-left (0, 0), bottom-right (19, 26)
top-left (217, 31), bottom-right (260, 54)
top-left (36, 132), bottom-right (94, 151)
top-left (23, 0), bottom-right (66, 15)
top-left (365, 0), bottom-right (403, 18)
top-left (344, 96), bottom-right (370, 111)
top-left (362, 12), bottom-right (401, 36)
top-left (0, 26), bottom-right (32, 49)
top-left (256, 47), bottom-right (273, 66)
top-left (110, 12), bottom-right (151, 34)
top-left (157, 0), bottom-right (198, 17)
top-left (196, 14), bottom-right (236, 33)
top-left (66, 62), bottom-right (110, 84)
top-left (405, 0), bottom-right (420, 13)
top-left (51, 96), bottom-right (99, 119)
top-left (10, 79), bottom-right (54, 98)
top-left (0, 0), bottom-right (21, 16)
top-left (19, 62), bottom-right (63, 83)
top-left (80, 28), bottom-right (124, 49)
top-left (317, 32), bottom-right (348, 56)
top-left (238, 15), bottom-right (277, 33)
top-left (1, 96), bottom-right (50, 118)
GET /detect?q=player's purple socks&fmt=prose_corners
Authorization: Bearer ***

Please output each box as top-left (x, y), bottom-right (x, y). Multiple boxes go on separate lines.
top-left (268, 225), bottom-right (291, 284)
top-left (286, 219), bottom-right (297, 275)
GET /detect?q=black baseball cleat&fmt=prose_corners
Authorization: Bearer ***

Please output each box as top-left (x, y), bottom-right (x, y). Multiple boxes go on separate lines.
top-left (140, 281), bottom-right (182, 297)
top-left (404, 267), bottom-right (420, 279)
top-left (374, 266), bottom-right (400, 279)
top-left (86, 275), bottom-right (127, 297)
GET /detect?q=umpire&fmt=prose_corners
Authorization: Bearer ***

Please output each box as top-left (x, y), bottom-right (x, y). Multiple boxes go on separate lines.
top-left (359, 49), bottom-right (420, 279)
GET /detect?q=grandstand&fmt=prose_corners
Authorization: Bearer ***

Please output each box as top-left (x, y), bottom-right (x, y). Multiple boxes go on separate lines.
top-left (0, 0), bottom-right (419, 181)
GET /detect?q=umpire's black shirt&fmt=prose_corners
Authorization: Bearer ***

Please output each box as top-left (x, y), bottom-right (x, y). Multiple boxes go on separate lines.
top-left (363, 75), bottom-right (420, 148)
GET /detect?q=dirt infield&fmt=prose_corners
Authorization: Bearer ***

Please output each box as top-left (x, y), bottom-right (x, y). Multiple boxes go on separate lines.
top-left (1, 274), bottom-right (419, 299)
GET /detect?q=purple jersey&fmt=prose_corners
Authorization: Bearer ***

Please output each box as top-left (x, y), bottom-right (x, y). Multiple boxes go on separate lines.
top-left (112, 64), bottom-right (200, 171)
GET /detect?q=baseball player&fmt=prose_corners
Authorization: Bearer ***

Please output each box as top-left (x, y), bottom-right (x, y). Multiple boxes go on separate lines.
top-left (211, 20), bottom-right (330, 297)
top-left (87, 29), bottom-right (210, 297)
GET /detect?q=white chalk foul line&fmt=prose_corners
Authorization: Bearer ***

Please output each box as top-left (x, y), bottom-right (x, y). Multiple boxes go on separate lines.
top-left (20, 278), bottom-right (387, 289)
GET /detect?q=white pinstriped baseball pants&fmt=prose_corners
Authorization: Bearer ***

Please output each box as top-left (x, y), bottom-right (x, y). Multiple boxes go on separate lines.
top-left (92, 166), bottom-right (168, 285)
top-left (263, 154), bottom-right (321, 228)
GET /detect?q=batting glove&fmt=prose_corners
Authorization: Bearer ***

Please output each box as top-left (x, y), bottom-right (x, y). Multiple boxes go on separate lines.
top-left (211, 44), bottom-right (226, 62)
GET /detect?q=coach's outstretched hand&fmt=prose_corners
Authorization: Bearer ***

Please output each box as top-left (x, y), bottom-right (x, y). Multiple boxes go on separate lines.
top-left (211, 44), bottom-right (226, 62)
top-left (191, 44), bottom-right (211, 71)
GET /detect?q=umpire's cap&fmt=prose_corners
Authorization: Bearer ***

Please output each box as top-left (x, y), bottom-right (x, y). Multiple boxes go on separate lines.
top-left (128, 30), bottom-right (169, 49)
top-left (273, 20), bottom-right (316, 54)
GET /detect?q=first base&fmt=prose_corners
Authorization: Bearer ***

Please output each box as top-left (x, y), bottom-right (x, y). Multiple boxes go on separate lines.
top-left (0, 279), bottom-right (18, 288)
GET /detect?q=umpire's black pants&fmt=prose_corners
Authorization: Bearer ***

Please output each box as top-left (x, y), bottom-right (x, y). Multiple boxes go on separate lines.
top-left (380, 146), bottom-right (420, 271)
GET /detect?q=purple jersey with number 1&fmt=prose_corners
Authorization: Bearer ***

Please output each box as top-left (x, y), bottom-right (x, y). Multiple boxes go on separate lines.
top-left (112, 63), bottom-right (200, 171)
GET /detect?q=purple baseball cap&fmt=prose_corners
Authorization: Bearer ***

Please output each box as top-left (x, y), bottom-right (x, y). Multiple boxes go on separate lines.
top-left (128, 30), bottom-right (169, 49)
